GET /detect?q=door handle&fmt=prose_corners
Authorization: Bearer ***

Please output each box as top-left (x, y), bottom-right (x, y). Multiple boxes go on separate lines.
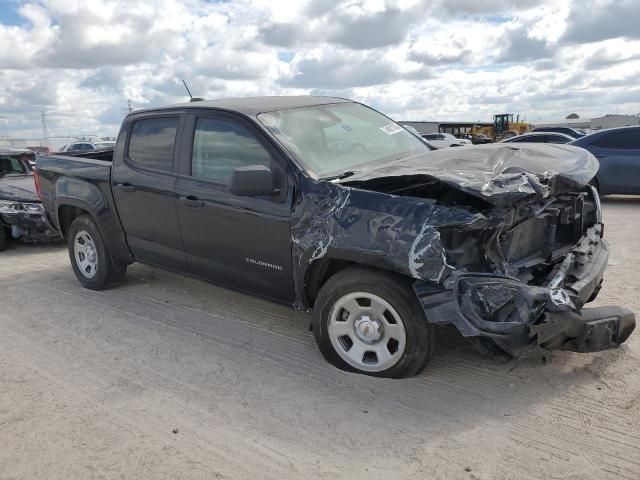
top-left (180, 196), bottom-right (205, 208)
top-left (116, 183), bottom-right (136, 193)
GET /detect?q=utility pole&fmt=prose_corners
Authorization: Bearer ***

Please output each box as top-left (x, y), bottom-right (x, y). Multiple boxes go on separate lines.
top-left (0, 115), bottom-right (9, 141)
top-left (41, 110), bottom-right (48, 139)
top-left (127, 99), bottom-right (133, 113)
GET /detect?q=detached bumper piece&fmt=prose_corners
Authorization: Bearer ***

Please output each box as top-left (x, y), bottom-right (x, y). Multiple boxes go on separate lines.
top-left (414, 223), bottom-right (636, 355)
top-left (532, 306), bottom-right (635, 353)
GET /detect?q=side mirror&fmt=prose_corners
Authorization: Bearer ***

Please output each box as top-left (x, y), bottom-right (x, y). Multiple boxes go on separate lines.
top-left (229, 165), bottom-right (275, 196)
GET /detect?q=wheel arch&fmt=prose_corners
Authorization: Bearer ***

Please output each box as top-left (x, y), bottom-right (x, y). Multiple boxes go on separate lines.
top-left (55, 197), bottom-right (133, 265)
top-left (57, 202), bottom-right (93, 239)
top-left (302, 255), bottom-right (412, 309)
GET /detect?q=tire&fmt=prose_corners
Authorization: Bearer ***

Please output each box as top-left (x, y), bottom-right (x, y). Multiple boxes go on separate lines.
top-left (67, 215), bottom-right (126, 290)
top-left (0, 226), bottom-right (8, 252)
top-left (313, 266), bottom-right (435, 378)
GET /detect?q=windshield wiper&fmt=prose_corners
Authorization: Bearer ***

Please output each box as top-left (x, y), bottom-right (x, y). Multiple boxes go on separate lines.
top-left (322, 170), bottom-right (358, 182)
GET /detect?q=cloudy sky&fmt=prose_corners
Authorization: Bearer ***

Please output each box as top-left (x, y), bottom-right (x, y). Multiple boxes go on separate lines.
top-left (0, 0), bottom-right (639, 139)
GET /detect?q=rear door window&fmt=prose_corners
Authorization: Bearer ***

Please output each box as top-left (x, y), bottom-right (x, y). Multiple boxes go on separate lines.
top-left (593, 130), bottom-right (640, 149)
top-left (128, 117), bottom-right (179, 171)
top-left (547, 135), bottom-right (568, 144)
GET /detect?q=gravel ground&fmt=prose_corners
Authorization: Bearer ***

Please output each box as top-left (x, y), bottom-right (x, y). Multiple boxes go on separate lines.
top-left (1, 196), bottom-right (639, 480)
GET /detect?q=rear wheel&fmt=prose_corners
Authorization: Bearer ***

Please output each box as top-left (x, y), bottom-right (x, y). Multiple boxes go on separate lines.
top-left (67, 215), bottom-right (126, 290)
top-left (313, 267), bottom-right (435, 378)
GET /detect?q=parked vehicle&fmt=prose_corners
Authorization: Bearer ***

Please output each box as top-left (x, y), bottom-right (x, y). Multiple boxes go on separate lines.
top-left (403, 125), bottom-right (438, 149)
top-left (421, 132), bottom-right (467, 148)
top-left (458, 133), bottom-right (492, 145)
top-left (570, 126), bottom-right (640, 195)
top-left (0, 150), bottom-right (60, 250)
top-left (534, 127), bottom-right (586, 139)
top-left (60, 142), bottom-right (97, 153)
top-left (26, 146), bottom-right (51, 155)
top-left (1, 148), bottom-right (38, 167)
top-left (36, 96), bottom-right (635, 377)
top-left (471, 114), bottom-right (531, 141)
top-left (501, 132), bottom-right (574, 144)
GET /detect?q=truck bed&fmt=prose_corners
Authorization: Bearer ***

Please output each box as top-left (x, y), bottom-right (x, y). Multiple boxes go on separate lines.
top-left (36, 146), bottom-right (133, 263)
top-left (51, 148), bottom-right (115, 162)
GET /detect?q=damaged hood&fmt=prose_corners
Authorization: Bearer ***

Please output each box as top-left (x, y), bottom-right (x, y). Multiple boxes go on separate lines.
top-left (0, 174), bottom-right (39, 203)
top-left (344, 143), bottom-right (598, 206)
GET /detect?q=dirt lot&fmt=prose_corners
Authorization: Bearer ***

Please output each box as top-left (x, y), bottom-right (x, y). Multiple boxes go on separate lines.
top-left (1, 197), bottom-right (640, 480)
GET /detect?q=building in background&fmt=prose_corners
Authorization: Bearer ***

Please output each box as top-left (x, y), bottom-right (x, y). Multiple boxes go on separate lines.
top-left (589, 114), bottom-right (640, 129)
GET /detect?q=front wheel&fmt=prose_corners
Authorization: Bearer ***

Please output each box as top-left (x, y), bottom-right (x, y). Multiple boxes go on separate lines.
top-left (313, 267), bottom-right (435, 378)
top-left (67, 215), bottom-right (126, 290)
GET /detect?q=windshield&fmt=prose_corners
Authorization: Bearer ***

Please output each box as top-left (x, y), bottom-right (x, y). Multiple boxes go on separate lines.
top-left (0, 155), bottom-right (29, 176)
top-left (258, 103), bottom-right (430, 178)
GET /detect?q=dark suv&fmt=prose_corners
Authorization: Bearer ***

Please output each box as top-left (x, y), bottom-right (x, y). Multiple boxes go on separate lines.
top-left (570, 126), bottom-right (640, 195)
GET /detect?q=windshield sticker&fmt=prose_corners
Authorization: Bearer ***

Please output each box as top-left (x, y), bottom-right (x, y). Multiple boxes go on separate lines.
top-left (380, 124), bottom-right (404, 135)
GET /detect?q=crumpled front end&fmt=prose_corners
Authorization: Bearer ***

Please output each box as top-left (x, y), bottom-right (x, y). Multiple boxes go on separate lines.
top-left (414, 189), bottom-right (636, 355)
top-left (293, 156), bottom-right (634, 355)
top-left (0, 200), bottom-right (61, 243)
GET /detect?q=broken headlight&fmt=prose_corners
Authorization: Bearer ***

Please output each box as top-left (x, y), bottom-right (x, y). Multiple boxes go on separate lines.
top-left (0, 200), bottom-right (45, 215)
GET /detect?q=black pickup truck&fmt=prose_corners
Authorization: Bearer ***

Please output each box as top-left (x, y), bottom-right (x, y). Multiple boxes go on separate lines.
top-left (36, 96), bottom-right (635, 377)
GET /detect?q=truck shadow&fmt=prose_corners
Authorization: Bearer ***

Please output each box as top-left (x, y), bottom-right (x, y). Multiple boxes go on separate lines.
top-left (119, 262), bottom-right (629, 415)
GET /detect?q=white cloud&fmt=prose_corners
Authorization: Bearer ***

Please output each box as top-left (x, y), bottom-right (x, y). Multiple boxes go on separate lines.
top-left (0, 0), bottom-right (639, 138)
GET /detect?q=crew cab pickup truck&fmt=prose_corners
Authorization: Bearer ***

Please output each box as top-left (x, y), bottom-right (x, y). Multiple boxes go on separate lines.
top-left (36, 96), bottom-right (635, 377)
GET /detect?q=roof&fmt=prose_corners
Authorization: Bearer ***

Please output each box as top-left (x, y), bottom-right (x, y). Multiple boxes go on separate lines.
top-left (502, 131), bottom-right (574, 142)
top-left (135, 96), bottom-right (352, 116)
top-left (0, 148), bottom-right (32, 155)
top-left (515, 131), bottom-right (572, 136)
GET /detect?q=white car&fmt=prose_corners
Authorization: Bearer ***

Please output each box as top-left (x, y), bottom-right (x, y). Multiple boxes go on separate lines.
top-left (60, 142), bottom-right (96, 153)
top-left (60, 141), bottom-right (116, 153)
top-left (94, 141), bottom-right (116, 149)
top-left (421, 132), bottom-right (469, 148)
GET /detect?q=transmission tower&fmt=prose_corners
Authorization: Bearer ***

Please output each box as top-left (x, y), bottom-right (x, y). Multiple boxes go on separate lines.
top-left (41, 110), bottom-right (48, 139)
